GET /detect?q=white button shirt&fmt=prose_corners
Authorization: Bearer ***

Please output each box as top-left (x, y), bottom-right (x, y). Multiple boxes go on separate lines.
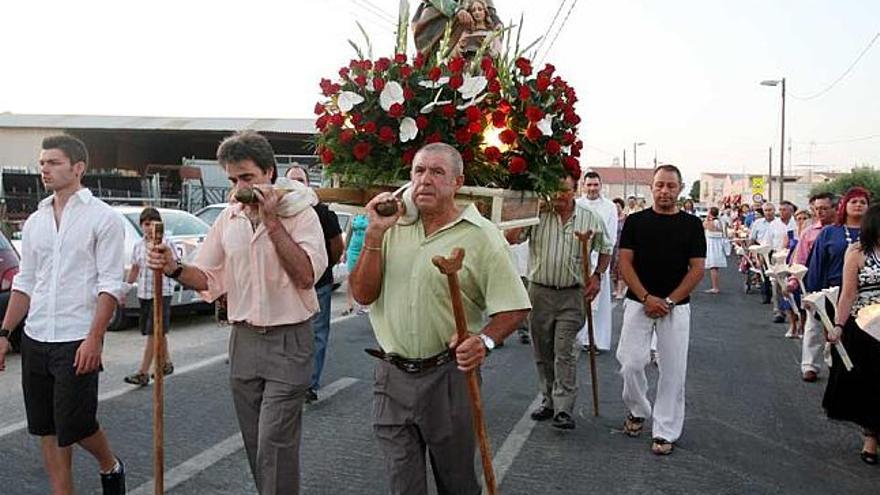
top-left (12, 188), bottom-right (124, 343)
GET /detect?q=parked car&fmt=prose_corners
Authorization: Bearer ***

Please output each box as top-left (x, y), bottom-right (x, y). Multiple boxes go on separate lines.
top-left (110, 207), bottom-right (212, 330)
top-left (194, 202), bottom-right (352, 288)
top-left (0, 231), bottom-right (22, 351)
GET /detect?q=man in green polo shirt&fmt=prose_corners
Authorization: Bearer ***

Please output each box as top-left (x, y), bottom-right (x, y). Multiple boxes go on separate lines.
top-left (509, 172), bottom-right (612, 430)
top-left (350, 142), bottom-right (530, 495)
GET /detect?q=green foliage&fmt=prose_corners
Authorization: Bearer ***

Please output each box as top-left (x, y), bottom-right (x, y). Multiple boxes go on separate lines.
top-left (689, 180), bottom-right (700, 201)
top-left (810, 167), bottom-right (880, 201)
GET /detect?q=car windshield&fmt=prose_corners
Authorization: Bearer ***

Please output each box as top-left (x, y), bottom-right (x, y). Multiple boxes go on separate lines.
top-left (0, 232), bottom-right (12, 251)
top-left (196, 207), bottom-right (224, 226)
top-left (124, 210), bottom-right (210, 237)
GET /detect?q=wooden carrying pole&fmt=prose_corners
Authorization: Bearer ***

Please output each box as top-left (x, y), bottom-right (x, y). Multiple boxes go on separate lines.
top-left (431, 248), bottom-right (497, 495)
top-left (574, 231), bottom-right (600, 417)
top-left (151, 222), bottom-right (165, 495)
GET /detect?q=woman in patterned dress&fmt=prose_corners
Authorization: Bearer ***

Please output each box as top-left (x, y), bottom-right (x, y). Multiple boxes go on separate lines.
top-left (823, 203), bottom-right (880, 465)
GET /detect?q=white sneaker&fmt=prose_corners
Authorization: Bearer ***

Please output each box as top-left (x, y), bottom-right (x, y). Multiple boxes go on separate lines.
top-left (784, 330), bottom-right (795, 338)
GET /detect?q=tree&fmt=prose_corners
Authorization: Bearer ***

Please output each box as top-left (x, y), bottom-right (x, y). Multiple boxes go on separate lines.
top-left (810, 167), bottom-right (880, 201)
top-left (689, 180), bottom-right (701, 202)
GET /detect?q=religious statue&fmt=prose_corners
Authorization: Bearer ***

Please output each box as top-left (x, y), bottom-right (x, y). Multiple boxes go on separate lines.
top-left (412, 0), bottom-right (502, 58)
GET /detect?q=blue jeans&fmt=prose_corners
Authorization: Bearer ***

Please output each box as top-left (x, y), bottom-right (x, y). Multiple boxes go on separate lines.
top-left (311, 283), bottom-right (333, 390)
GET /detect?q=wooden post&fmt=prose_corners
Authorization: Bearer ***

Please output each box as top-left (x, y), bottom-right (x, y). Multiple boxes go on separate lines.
top-left (574, 231), bottom-right (600, 417)
top-left (151, 222), bottom-right (165, 495)
top-left (432, 248), bottom-right (497, 495)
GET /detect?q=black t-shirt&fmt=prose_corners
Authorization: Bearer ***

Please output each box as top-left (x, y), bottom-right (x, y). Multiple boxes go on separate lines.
top-left (313, 202), bottom-right (342, 288)
top-left (619, 209), bottom-right (706, 304)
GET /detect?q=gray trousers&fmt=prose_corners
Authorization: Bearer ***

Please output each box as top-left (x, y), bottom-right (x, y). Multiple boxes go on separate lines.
top-left (373, 359), bottom-right (480, 495)
top-left (229, 321), bottom-right (314, 495)
top-left (528, 283), bottom-right (585, 415)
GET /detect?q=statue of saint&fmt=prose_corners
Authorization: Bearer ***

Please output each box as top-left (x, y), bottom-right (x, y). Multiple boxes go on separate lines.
top-left (453, 0), bottom-right (502, 58)
top-left (412, 0), bottom-right (501, 58)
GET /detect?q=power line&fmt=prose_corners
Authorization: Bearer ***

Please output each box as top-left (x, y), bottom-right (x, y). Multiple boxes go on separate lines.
top-left (794, 134), bottom-right (880, 146)
top-left (357, 0), bottom-right (397, 22)
top-left (534, 0), bottom-right (568, 57)
top-left (348, 0), bottom-right (396, 27)
top-left (539, 0), bottom-right (580, 64)
top-left (790, 32), bottom-right (880, 101)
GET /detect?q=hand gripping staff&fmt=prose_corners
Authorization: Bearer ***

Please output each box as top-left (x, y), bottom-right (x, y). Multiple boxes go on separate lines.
top-left (151, 223), bottom-right (166, 494)
top-left (431, 248), bottom-right (497, 495)
top-left (574, 231), bottom-right (600, 417)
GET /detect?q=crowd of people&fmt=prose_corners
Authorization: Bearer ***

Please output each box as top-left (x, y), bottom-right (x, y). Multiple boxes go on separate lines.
top-left (0, 132), bottom-right (875, 495)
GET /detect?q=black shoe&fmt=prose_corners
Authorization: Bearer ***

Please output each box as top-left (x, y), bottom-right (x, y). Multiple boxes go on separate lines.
top-left (860, 450), bottom-right (878, 465)
top-left (100, 457), bottom-right (126, 495)
top-left (773, 314), bottom-right (786, 323)
top-left (552, 412), bottom-right (575, 430)
top-left (519, 333), bottom-right (531, 344)
top-left (530, 405), bottom-right (554, 421)
top-left (304, 388), bottom-right (318, 404)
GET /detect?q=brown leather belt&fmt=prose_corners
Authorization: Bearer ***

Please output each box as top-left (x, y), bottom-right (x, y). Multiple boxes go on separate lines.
top-left (365, 348), bottom-right (455, 374)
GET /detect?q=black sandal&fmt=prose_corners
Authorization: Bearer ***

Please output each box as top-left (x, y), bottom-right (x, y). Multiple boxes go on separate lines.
top-left (623, 414), bottom-right (645, 437)
top-left (860, 451), bottom-right (878, 465)
top-left (652, 437), bottom-right (674, 455)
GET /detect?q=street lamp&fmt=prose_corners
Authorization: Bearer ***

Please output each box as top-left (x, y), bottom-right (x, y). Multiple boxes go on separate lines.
top-left (761, 78), bottom-right (786, 202)
top-left (633, 142), bottom-right (646, 197)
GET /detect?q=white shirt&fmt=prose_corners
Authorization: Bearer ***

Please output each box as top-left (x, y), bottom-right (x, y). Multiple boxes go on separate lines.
top-left (577, 195), bottom-right (619, 273)
top-left (12, 188), bottom-right (124, 343)
top-left (769, 217), bottom-right (796, 251)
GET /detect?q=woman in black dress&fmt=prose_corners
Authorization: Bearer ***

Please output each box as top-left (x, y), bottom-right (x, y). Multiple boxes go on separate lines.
top-left (823, 203), bottom-right (880, 465)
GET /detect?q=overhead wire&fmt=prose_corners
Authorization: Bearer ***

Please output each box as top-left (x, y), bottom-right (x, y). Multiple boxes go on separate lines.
top-left (790, 32), bottom-right (879, 101)
top-left (538, 0), bottom-right (580, 64)
top-left (348, 0), bottom-right (396, 27)
top-left (534, 0), bottom-right (568, 58)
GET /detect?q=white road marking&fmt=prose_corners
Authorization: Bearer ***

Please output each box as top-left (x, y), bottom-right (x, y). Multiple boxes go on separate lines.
top-left (491, 394), bottom-right (544, 489)
top-left (129, 376), bottom-right (359, 495)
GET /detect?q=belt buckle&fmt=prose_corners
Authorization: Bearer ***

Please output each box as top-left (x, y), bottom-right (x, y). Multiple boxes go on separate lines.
top-left (401, 361), bottom-right (420, 373)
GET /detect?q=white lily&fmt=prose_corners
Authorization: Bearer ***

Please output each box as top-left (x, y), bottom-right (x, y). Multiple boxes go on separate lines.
top-left (456, 93), bottom-right (488, 110)
top-left (399, 117), bottom-right (418, 143)
top-left (337, 91), bottom-right (365, 113)
top-left (457, 75), bottom-right (487, 100)
top-left (537, 114), bottom-right (554, 136)
top-left (379, 81), bottom-right (405, 111)
top-left (420, 100), bottom-right (452, 114)
top-left (418, 77), bottom-right (450, 89)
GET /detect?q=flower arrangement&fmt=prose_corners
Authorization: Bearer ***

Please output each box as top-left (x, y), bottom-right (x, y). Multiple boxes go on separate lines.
top-left (314, 27), bottom-right (584, 197)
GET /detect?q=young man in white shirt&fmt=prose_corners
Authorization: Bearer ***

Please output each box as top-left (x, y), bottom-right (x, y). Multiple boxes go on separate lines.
top-left (0, 136), bottom-right (126, 495)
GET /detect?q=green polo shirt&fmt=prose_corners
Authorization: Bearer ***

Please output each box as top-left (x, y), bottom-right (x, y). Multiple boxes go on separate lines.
top-left (370, 204), bottom-right (532, 359)
top-left (525, 202), bottom-right (613, 287)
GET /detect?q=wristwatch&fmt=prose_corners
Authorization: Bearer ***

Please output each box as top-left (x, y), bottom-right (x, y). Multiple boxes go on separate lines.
top-left (167, 263), bottom-right (184, 280)
top-left (664, 297), bottom-right (676, 309)
top-left (478, 334), bottom-right (496, 353)
top-left (0, 329), bottom-right (11, 340)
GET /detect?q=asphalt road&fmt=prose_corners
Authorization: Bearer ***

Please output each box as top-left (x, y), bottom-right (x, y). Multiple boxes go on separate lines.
top-left (0, 269), bottom-right (878, 494)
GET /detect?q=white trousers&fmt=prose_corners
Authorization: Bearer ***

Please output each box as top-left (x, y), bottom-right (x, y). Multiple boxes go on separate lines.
top-left (801, 310), bottom-right (825, 374)
top-left (616, 300), bottom-right (691, 443)
top-left (577, 270), bottom-right (612, 350)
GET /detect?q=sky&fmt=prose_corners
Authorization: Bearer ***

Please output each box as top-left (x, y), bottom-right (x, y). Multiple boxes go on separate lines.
top-left (1, 0), bottom-right (878, 187)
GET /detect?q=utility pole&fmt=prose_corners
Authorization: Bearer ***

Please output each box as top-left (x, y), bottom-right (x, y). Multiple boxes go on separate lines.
top-left (768, 146), bottom-right (773, 203)
top-left (779, 77), bottom-right (786, 202)
top-left (622, 149), bottom-right (627, 198)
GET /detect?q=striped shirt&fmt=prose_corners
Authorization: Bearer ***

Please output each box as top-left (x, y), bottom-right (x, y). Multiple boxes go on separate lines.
top-left (524, 202), bottom-right (613, 287)
top-left (132, 237), bottom-right (178, 299)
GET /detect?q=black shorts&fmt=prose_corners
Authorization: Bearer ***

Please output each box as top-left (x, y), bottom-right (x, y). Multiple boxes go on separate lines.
top-left (21, 334), bottom-right (100, 447)
top-left (138, 296), bottom-right (172, 336)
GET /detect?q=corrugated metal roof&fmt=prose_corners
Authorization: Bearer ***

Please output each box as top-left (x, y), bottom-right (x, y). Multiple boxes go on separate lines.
top-left (0, 113), bottom-right (316, 134)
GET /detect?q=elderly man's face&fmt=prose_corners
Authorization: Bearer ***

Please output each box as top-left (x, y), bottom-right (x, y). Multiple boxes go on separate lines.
top-left (779, 204), bottom-right (793, 221)
top-left (762, 205), bottom-right (776, 219)
top-left (411, 151), bottom-right (463, 214)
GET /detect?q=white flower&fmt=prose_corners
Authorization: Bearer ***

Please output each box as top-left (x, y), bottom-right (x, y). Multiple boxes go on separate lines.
top-left (457, 76), bottom-right (487, 100)
top-left (420, 100), bottom-right (452, 114)
top-left (399, 117), bottom-right (418, 143)
top-left (537, 114), bottom-right (554, 136)
top-left (418, 77), bottom-right (449, 89)
top-left (379, 81), bottom-right (405, 111)
top-left (456, 93), bottom-right (488, 110)
top-left (366, 79), bottom-right (375, 92)
top-left (337, 91), bottom-right (364, 113)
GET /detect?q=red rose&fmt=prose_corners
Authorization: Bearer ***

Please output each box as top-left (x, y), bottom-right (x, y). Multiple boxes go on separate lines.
top-left (571, 147), bottom-right (581, 157)
top-left (455, 127), bottom-right (471, 145)
top-left (481, 56), bottom-right (494, 73)
top-left (379, 126), bottom-right (396, 144)
top-left (484, 67), bottom-right (498, 81)
top-left (525, 125), bottom-right (541, 141)
top-left (353, 142), bottom-right (371, 161)
top-left (545, 139), bottom-right (561, 155)
top-left (372, 77), bottom-right (385, 92)
top-left (399, 66), bottom-right (413, 79)
top-left (465, 105), bottom-right (482, 122)
top-left (320, 78), bottom-right (333, 96)
top-left (461, 148), bottom-right (474, 163)
top-left (575, 140), bottom-right (584, 150)
top-left (416, 115), bottom-right (429, 130)
top-left (362, 121), bottom-right (377, 134)
top-left (563, 156), bottom-right (580, 171)
top-left (338, 67), bottom-right (350, 79)
top-left (542, 63), bottom-right (556, 77)
top-left (498, 100), bottom-right (512, 114)
top-left (314, 102), bottom-right (325, 115)
top-left (449, 74), bottom-right (464, 89)
top-left (361, 59), bottom-right (373, 71)
top-left (354, 75), bottom-right (367, 87)
top-left (340, 129), bottom-right (355, 144)
top-left (350, 113), bottom-right (363, 125)
top-left (468, 120), bottom-right (482, 134)
top-left (394, 53), bottom-right (407, 64)
top-left (402, 147), bottom-right (416, 164)
top-left (403, 86), bottom-right (415, 101)
top-left (487, 78), bottom-right (501, 93)
top-left (329, 114), bottom-right (345, 127)
top-left (388, 103), bottom-right (405, 118)
top-left (518, 85), bottom-right (531, 100)
top-left (320, 148), bottom-right (334, 164)
top-left (414, 52), bottom-right (426, 69)
top-left (448, 57), bottom-right (466, 74)
top-left (484, 146), bottom-right (501, 162)
top-left (440, 104), bottom-right (456, 118)
top-left (315, 114), bottom-right (329, 131)
top-left (508, 156), bottom-right (527, 174)
top-left (426, 132), bottom-right (442, 144)
top-left (525, 106), bottom-right (544, 123)
top-left (491, 111), bottom-right (506, 128)
top-left (499, 129), bottom-right (517, 145)
top-left (562, 131), bottom-right (575, 146)
top-left (375, 57), bottom-right (391, 72)
top-left (515, 57), bottom-right (533, 76)
top-left (428, 66), bottom-right (442, 81)
top-left (536, 75), bottom-right (551, 92)
top-left (349, 59), bottom-right (360, 69)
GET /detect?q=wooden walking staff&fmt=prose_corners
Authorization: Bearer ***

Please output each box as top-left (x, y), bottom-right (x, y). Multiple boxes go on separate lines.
top-left (151, 222), bottom-right (165, 495)
top-left (574, 230), bottom-right (600, 417)
top-left (431, 248), bottom-right (497, 495)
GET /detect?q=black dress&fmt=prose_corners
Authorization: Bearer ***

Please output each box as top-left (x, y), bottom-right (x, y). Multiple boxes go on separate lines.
top-left (822, 251), bottom-right (880, 433)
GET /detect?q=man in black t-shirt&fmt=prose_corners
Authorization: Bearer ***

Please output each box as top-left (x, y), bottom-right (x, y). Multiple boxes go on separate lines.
top-left (616, 164), bottom-right (706, 456)
top-left (287, 165), bottom-right (344, 403)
